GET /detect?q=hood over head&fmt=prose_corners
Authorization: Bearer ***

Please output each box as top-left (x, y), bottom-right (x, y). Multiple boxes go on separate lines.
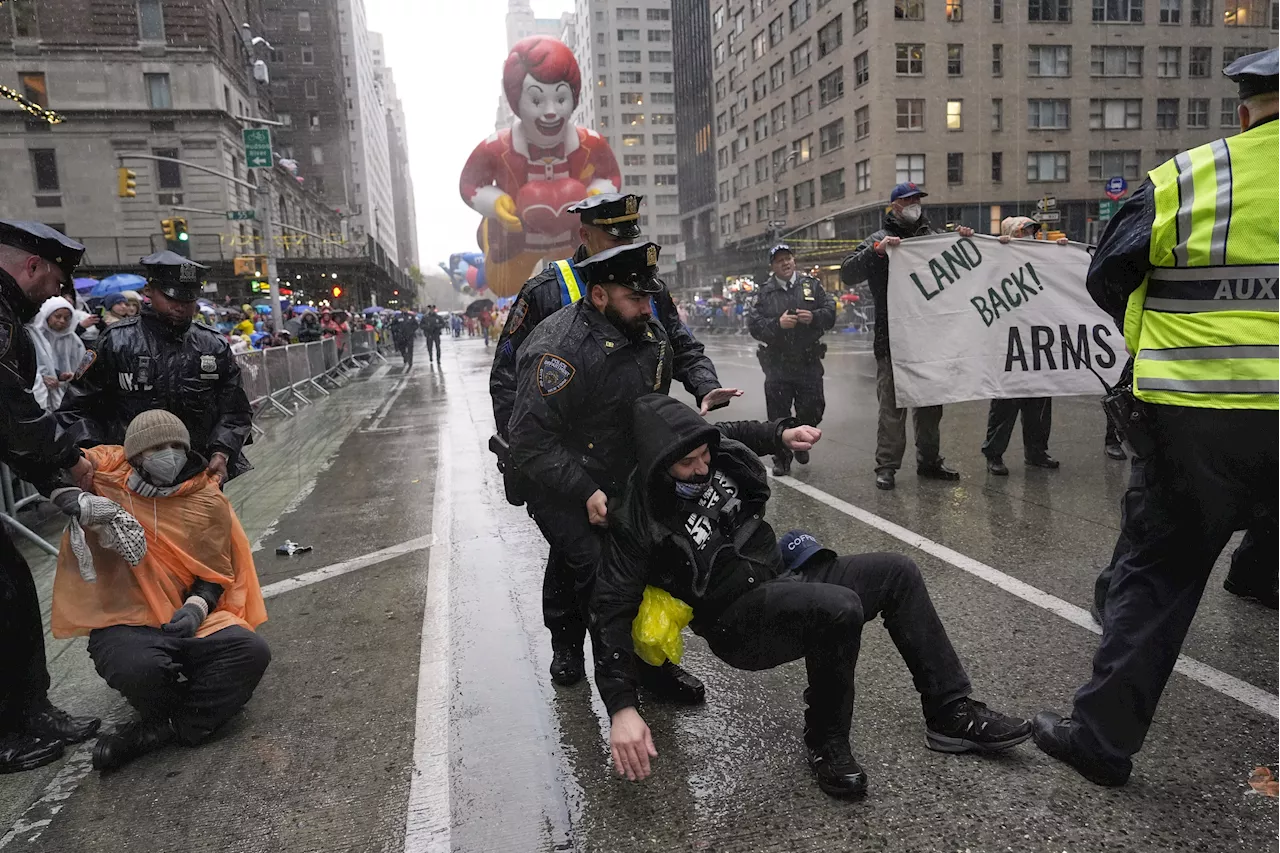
top-left (32, 296), bottom-right (76, 338)
top-left (632, 394), bottom-right (722, 496)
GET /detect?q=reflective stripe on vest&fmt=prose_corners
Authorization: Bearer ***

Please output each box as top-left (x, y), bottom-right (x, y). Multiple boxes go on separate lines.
top-left (1126, 120), bottom-right (1279, 410)
top-left (553, 259), bottom-right (583, 307)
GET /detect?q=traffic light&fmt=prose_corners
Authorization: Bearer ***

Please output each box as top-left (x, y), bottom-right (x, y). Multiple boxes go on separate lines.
top-left (173, 218), bottom-right (189, 243)
top-left (116, 167), bottom-right (137, 198)
top-left (161, 218), bottom-right (176, 241)
top-left (331, 285), bottom-right (343, 299)
top-left (234, 255), bottom-right (267, 277)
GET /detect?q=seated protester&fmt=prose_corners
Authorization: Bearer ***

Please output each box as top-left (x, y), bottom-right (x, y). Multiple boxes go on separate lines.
top-left (51, 410), bottom-right (270, 774)
top-left (592, 394), bottom-right (1032, 797)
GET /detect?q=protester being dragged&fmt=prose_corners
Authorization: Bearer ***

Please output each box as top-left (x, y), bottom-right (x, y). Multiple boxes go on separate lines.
top-left (52, 410), bottom-right (269, 773)
top-left (980, 216), bottom-right (1069, 476)
top-left (28, 295), bottom-right (86, 413)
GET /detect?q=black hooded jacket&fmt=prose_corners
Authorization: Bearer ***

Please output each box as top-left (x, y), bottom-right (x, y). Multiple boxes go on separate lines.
top-left (839, 210), bottom-right (940, 359)
top-left (590, 394), bottom-right (794, 717)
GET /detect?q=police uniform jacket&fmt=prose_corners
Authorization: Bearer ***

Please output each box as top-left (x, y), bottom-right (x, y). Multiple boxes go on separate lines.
top-left (57, 308), bottom-right (254, 479)
top-left (840, 211), bottom-right (942, 359)
top-left (746, 271), bottom-right (836, 364)
top-left (0, 269), bottom-right (82, 493)
top-left (508, 296), bottom-right (676, 504)
top-left (491, 244), bottom-right (721, 440)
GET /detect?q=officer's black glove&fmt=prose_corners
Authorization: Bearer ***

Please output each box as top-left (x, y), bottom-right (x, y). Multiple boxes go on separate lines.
top-left (162, 600), bottom-right (206, 638)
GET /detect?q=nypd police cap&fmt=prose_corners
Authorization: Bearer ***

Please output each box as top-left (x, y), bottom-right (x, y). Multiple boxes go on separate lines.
top-left (576, 241), bottom-right (662, 293)
top-left (0, 220), bottom-right (85, 281)
top-left (769, 243), bottom-right (794, 260)
top-left (139, 251), bottom-right (208, 302)
top-left (1224, 47), bottom-right (1278, 99)
top-left (567, 193), bottom-right (644, 239)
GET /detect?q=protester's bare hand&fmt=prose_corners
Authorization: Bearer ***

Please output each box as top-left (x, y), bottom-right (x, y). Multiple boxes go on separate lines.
top-left (79, 315), bottom-right (98, 329)
top-left (586, 489), bottom-right (609, 526)
top-left (778, 312), bottom-right (798, 329)
top-left (610, 708), bottom-right (656, 781)
top-left (699, 387), bottom-right (743, 415)
top-left (1056, 237), bottom-right (1070, 245)
top-left (782, 426), bottom-right (822, 451)
top-left (58, 371), bottom-right (74, 382)
top-left (876, 236), bottom-right (902, 256)
top-left (957, 226), bottom-right (975, 237)
top-left (205, 452), bottom-right (229, 485)
top-left (998, 235), bottom-right (1012, 244)
top-left (69, 455), bottom-right (96, 494)
top-left (42, 376), bottom-right (59, 389)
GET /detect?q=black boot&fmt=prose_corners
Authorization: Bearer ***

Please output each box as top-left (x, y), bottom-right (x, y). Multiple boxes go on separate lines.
top-left (1025, 453), bottom-right (1060, 469)
top-left (793, 450), bottom-right (810, 465)
top-left (638, 661), bottom-right (706, 704)
top-left (0, 732), bottom-right (64, 775)
top-left (771, 456), bottom-right (791, 477)
top-left (875, 469), bottom-right (895, 490)
top-left (549, 645), bottom-right (585, 686)
top-left (92, 718), bottom-right (176, 774)
top-left (1031, 711), bottom-right (1131, 787)
top-left (1223, 575), bottom-right (1280, 608)
top-left (805, 736), bottom-right (868, 798)
top-left (22, 700), bottom-right (100, 745)
top-left (985, 455), bottom-right (1009, 476)
top-left (917, 459), bottom-right (961, 480)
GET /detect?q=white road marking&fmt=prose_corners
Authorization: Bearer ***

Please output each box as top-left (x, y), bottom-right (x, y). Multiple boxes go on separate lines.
top-left (259, 534), bottom-right (437, 599)
top-left (0, 740), bottom-right (96, 849)
top-left (403, 425), bottom-right (452, 853)
top-left (773, 474), bottom-right (1280, 720)
top-left (368, 372), bottom-right (412, 431)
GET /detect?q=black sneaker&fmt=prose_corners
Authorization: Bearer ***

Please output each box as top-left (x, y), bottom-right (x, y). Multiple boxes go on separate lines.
top-left (22, 700), bottom-right (101, 745)
top-left (926, 698), bottom-right (1032, 753)
top-left (0, 733), bottom-right (64, 775)
top-left (92, 718), bottom-right (175, 774)
top-left (806, 737), bottom-right (868, 798)
top-left (986, 456), bottom-right (1009, 476)
top-left (793, 450), bottom-right (810, 465)
top-left (1032, 711), bottom-right (1131, 787)
top-left (1222, 576), bottom-right (1280, 609)
top-left (638, 661), bottom-right (706, 704)
top-left (917, 460), bottom-right (961, 481)
top-left (875, 470), bottom-right (895, 490)
top-left (549, 646), bottom-right (585, 686)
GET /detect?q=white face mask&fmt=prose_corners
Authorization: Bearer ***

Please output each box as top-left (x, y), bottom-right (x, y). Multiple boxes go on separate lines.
top-left (899, 203), bottom-right (923, 225)
top-left (141, 448), bottom-right (187, 486)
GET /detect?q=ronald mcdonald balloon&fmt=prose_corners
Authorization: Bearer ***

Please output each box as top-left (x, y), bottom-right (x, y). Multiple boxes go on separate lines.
top-left (459, 36), bottom-right (622, 297)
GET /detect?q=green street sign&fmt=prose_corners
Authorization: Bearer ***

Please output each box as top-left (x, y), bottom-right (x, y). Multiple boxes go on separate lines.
top-left (243, 128), bottom-right (272, 169)
top-left (226, 209), bottom-right (257, 221)
top-left (1098, 200), bottom-right (1119, 221)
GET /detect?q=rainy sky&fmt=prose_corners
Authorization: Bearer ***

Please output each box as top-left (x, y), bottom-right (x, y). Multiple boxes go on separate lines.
top-left (366, 0), bottom-right (574, 273)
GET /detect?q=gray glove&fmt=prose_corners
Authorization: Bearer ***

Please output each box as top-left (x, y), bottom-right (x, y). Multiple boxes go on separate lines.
top-left (52, 488), bottom-right (84, 519)
top-left (50, 488), bottom-right (148, 583)
top-left (163, 602), bottom-right (205, 638)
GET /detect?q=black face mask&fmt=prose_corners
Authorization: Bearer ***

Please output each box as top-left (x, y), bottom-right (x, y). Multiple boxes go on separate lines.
top-left (673, 468), bottom-right (712, 499)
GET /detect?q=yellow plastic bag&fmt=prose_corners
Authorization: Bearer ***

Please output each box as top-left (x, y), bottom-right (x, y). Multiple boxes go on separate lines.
top-left (632, 586), bottom-right (694, 666)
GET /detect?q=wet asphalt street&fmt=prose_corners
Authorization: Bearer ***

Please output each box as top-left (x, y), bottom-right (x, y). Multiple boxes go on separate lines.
top-left (1, 332), bottom-right (1276, 853)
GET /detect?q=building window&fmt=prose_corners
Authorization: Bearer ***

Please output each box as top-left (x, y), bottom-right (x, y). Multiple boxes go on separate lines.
top-left (1028, 98), bottom-right (1071, 129)
top-left (1027, 151), bottom-right (1069, 181)
top-left (818, 68), bottom-right (844, 106)
top-left (896, 43), bottom-right (924, 75)
top-left (947, 153), bottom-right (964, 184)
top-left (791, 87), bottom-right (813, 121)
top-left (794, 179), bottom-right (815, 209)
top-left (647, 29), bottom-right (671, 42)
top-left (1222, 46), bottom-right (1254, 67)
top-left (854, 0), bottom-right (869, 30)
top-left (653, 153), bottom-right (676, 166)
top-left (771, 103), bottom-right (788, 133)
top-left (649, 50), bottom-right (672, 62)
top-left (820, 168), bottom-right (846, 202)
top-left (1090, 98), bottom-right (1143, 128)
top-left (753, 73), bottom-right (768, 102)
top-left (1191, 0), bottom-right (1213, 21)
top-left (992, 97), bottom-right (1004, 130)
top-left (756, 197), bottom-right (770, 221)
top-left (651, 71), bottom-right (673, 84)
top-left (947, 44), bottom-right (964, 75)
top-left (618, 7), bottom-right (640, 19)
top-left (714, 5), bottom-right (727, 29)
top-left (153, 148), bottom-right (181, 188)
top-left (1160, 0), bottom-right (1183, 18)
top-left (947, 0), bottom-right (966, 18)
top-left (622, 112), bottom-right (645, 125)
top-left (790, 39), bottom-right (812, 75)
top-left (947, 99), bottom-right (963, 130)
top-left (1189, 46), bottom-right (1211, 76)
top-left (298, 11), bottom-right (311, 30)
top-left (624, 174), bottom-right (648, 187)
top-left (30, 149), bottom-right (59, 191)
top-left (790, 0), bottom-right (813, 28)
top-left (1157, 46), bottom-right (1181, 76)
top-left (897, 98), bottom-right (926, 130)
top-left (19, 72), bottom-right (47, 107)
top-left (991, 151), bottom-right (1003, 181)
top-left (995, 0), bottom-right (1005, 19)
top-left (819, 118), bottom-right (845, 153)
top-left (1224, 0), bottom-right (1268, 23)
top-left (623, 154), bottom-right (647, 166)
top-left (896, 153), bottom-right (925, 183)
top-left (768, 14), bottom-right (784, 45)
top-left (1093, 0), bottom-right (1144, 21)
top-left (770, 60), bottom-right (786, 89)
top-left (1090, 45), bottom-right (1142, 76)
top-left (309, 112), bottom-right (320, 128)
top-left (302, 46), bottom-right (314, 64)
top-left (311, 145), bottom-right (325, 166)
top-left (755, 155), bottom-right (770, 183)
top-left (619, 50), bottom-right (641, 62)
top-left (278, 113), bottom-right (292, 126)
top-left (1028, 45), bottom-right (1071, 75)
top-left (305, 79), bottom-right (318, 98)
top-left (617, 28), bottom-right (640, 40)
top-left (653, 134), bottom-right (676, 145)
top-left (818, 15), bottom-right (842, 57)
top-left (1188, 98), bottom-right (1213, 128)
top-left (792, 134), bottom-right (813, 163)
top-left (10, 0), bottom-right (39, 37)
top-left (138, 0), bottom-right (165, 40)
top-left (755, 114), bottom-right (771, 141)
top-left (648, 7), bottom-right (670, 20)
top-left (854, 51), bottom-right (869, 86)
top-left (855, 106), bottom-right (870, 139)
top-left (895, 0), bottom-right (926, 19)
top-left (992, 44), bottom-right (1004, 75)
top-left (1088, 149), bottom-right (1140, 179)
top-left (1029, 0), bottom-right (1072, 20)
top-left (145, 73), bottom-right (171, 109)
top-left (620, 92), bottom-right (643, 105)
top-left (1156, 98), bottom-right (1179, 128)
top-left (752, 30), bottom-right (768, 58)
top-left (855, 159), bottom-right (871, 192)
top-left (1220, 97), bottom-right (1238, 126)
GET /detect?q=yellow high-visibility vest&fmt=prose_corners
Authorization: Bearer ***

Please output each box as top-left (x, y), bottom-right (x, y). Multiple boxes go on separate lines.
top-left (1125, 118), bottom-right (1279, 410)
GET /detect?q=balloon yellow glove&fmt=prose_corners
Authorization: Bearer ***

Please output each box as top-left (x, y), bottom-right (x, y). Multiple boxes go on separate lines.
top-left (494, 194), bottom-right (523, 233)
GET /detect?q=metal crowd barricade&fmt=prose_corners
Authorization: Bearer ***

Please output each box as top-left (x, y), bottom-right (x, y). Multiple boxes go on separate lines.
top-left (233, 331), bottom-right (386, 426)
top-left (1, 462), bottom-right (58, 556)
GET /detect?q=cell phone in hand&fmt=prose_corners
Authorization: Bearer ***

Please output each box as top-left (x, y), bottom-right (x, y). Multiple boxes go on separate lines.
top-left (787, 308), bottom-right (798, 315)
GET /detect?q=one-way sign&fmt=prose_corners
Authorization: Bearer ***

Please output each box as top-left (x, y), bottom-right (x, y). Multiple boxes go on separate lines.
top-left (243, 128), bottom-right (273, 169)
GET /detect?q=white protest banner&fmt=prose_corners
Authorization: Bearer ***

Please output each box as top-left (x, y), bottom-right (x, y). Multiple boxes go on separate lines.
top-left (886, 234), bottom-right (1125, 408)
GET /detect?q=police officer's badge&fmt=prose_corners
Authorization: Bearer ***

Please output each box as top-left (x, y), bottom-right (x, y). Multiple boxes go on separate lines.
top-left (646, 245), bottom-right (658, 267)
top-left (536, 354), bottom-right (575, 396)
top-left (199, 354), bottom-right (217, 375)
top-left (73, 349), bottom-right (96, 380)
top-left (179, 262), bottom-right (199, 283)
top-left (625, 196), bottom-right (639, 215)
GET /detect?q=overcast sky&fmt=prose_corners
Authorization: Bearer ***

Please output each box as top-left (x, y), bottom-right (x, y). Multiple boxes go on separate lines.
top-left (365, 0), bottom-right (574, 273)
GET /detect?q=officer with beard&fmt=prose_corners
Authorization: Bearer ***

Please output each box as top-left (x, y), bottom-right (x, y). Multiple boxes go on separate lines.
top-left (57, 252), bottom-right (253, 484)
top-left (508, 241), bottom-right (706, 703)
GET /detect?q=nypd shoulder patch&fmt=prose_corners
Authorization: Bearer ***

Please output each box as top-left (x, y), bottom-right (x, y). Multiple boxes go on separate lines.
top-left (536, 353), bottom-right (575, 397)
top-left (507, 298), bottom-right (530, 336)
top-left (73, 349), bottom-right (97, 380)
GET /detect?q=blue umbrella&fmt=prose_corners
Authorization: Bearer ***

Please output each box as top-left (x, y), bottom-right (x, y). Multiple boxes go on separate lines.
top-left (362, 305), bottom-right (384, 314)
top-left (90, 273), bottom-right (146, 298)
top-left (73, 277), bottom-right (99, 293)
top-left (292, 304), bottom-right (318, 314)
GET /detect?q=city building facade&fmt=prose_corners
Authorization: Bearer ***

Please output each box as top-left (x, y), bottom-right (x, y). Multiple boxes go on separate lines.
top-left (371, 33), bottom-right (419, 271)
top-left (496, 0), bottom-right (566, 131)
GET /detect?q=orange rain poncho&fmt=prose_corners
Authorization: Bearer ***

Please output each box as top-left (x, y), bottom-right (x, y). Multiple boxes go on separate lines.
top-left (52, 445), bottom-right (266, 640)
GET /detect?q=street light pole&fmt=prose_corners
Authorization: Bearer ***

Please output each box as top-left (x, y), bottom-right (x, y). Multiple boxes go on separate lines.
top-left (256, 178), bottom-right (285, 338)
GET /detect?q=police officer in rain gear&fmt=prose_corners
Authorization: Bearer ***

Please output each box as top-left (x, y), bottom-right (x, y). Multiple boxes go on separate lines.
top-left (508, 242), bottom-right (709, 702)
top-left (491, 194), bottom-right (736, 686)
top-left (57, 252), bottom-right (253, 484)
top-left (1034, 48), bottom-right (1279, 787)
top-left (747, 244), bottom-right (835, 476)
top-left (0, 220), bottom-right (103, 773)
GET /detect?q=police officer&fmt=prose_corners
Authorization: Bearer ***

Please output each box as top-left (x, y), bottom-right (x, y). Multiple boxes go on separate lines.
top-left (747, 244), bottom-right (835, 476)
top-left (0, 220), bottom-right (102, 773)
top-left (491, 193), bottom-right (737, 686)
top-left (1033, 48), bottom-right (1279, 787)
top-left (509, 242), bottom-right (706, 702)
top-left (58, 252), bottom-right (253, 484)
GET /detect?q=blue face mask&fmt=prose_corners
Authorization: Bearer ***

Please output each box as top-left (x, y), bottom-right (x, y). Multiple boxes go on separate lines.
top-left (674, 479), bottom-right (705, 499)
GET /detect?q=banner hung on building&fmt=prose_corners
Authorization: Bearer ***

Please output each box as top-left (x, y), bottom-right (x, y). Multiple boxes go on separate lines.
top-left (886, 234), bottom-right (1125, 408)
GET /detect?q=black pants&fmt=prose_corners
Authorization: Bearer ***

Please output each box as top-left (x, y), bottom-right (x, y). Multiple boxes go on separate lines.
top-left (398, 340), bottom-right (414, 368)
top-left (707, 553), bottom-right (971, 744)
top-left (1073, 407), bottom-right (1277, 773)
top-left (424, 335), bottom-right (441, 363)
top-left (0, 532), bottom-right (51, 733)
top-left (763, 361), bottom-right (825, 465)
top-left (88, 624), bottom-right (271, 744)
top-left (982, 397), bottom-right (1051, 460)
top-left (541, 549), bottom-right (584, 649)
top-left (527, 496), bottom-right (605, 651)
